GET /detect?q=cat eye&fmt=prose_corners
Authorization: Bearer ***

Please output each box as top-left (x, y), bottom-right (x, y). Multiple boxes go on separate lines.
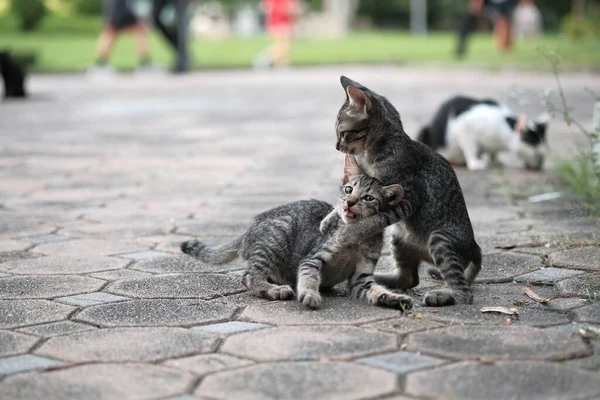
top-left (363, 195), bottom-right (376, 202)
top-left (343, 186), bottom-right (353, 194)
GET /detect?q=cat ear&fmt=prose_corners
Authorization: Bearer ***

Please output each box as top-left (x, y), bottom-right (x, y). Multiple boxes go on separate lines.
top-left (383, 184), bottom-right (404, 206)
top-left (340, 75), bottom-right (357, 90)
top-left (346, 86), bottom-right (371, 113)
top-left (342, 155), bottom-right (360, 184)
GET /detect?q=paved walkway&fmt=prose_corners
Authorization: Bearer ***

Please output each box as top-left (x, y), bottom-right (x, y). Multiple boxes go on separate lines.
top-left (1, 66), bottom-right (600, 400)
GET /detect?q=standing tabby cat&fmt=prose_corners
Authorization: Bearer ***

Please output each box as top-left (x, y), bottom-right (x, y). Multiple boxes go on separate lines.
top-left (181, 156), bottom-right (412, 311)
top-left (330, 76), bottom-right (482, 307)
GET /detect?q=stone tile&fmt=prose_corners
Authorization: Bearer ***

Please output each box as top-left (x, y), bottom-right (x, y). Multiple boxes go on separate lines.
top-left (0, 239), bottom-right (30, 252)
top-left (565, 355), bottom-right (600, 371)
top-left (0, 275), bottom-right (105, 299)
top-left (556, 272), bottom-right (600, 299)
top-left (0, 363), bottom-right (195, 400)
top-left (141, 234), bottom-right (196, 254)
top-left (406, 325), bottom-right (589, 361)
top-left (89, 269), bottom-right (154, 281)
top-left (546, 297), bottom-right (590, 311)
top-left (116, 250), bottom-right (174, 260)
top-left (549, 246), bottom-right (600, 271)
top-left (221, 326), bottom-right (396, 362)
top-left (0, 330), bottom-right (39, 357)
top-left (108, 273), bottom-right (244, 299)
top-left (0, 300), bottom-right (75, 329)
top-left (362, 317), bottom-right (445, 336)
top-left (75, 299), bottom-right (236, 327)
top-left (25, 234), bottom-right (68, 245)
top-left (17, 321), bottom-right (97, 338)
top-left (574, 303), bottom-right (600, 324)
top-left (405, 361), bottom-right (600, 400)
top-left (0, 250), bottom-right (43, 264)
top-left (514, 267), bottom-right (585, 285)
top-left (357, 351), bottom-right (447, 374)
top-left (132, 254), bottom-right (247, 273)
top-left (544, 322), bottom-right (600, 336)
top-left (197, 362), bottom-right (397, 400)
top-left (476, 252), bottom-right (542, 283)
top-left (61, 220), bottom-right (171, 238)
top-left (33, 238), bottom-right (149, 257)
top-left (0, 355), bottom-right (62, 375)
top-left (473, 282), bottom-right (558, 308)
top-left (54, 292), bottom-right (129, 307)
top-left (0, 255), bottom-right (128, 275)
top-left (37, 327), bottom-right (218, 362)
top-left (0, 273), bottom-right (10, 278)
top-left (239, 296), bottom-right (403, 326)
top-left (193, 321), bottom-right (270, 335)
top-left (164, 354), bottom-right (253, 375)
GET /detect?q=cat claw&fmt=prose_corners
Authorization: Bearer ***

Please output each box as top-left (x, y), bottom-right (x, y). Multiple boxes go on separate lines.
top-left (298, 290), bottom-right (322, 309)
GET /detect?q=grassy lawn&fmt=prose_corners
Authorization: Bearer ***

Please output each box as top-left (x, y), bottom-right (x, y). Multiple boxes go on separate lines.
top-left (1, 15), bottom-right (599, 72)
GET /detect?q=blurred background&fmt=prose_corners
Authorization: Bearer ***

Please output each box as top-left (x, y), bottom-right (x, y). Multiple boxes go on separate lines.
top-left (0, 0), bottom-right (599, 73)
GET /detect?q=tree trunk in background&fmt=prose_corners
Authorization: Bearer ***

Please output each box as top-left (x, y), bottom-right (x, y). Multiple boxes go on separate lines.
top-left (323, 0), bottom-right (359, 37)
top-left (410, 0), bottom-right (428, 36)
top-left (572, 0), bottom-right (585, 18)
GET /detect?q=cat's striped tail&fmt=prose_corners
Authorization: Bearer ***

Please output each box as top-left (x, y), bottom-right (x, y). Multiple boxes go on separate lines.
top-left (181, 237), bottom-right (243, 265)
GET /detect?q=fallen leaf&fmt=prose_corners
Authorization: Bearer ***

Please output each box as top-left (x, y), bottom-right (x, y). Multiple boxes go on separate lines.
top-left (578, 327), bottom-right (600, 340)
top-left (427, 309), bottom-right (440, 313)
top-left (523, 287), bottom-right (551, 303)
top-left (494, 240), bottom-right (547, 250)
top-left (415, 313), bottom-right (423, 319)
top-left (481, 306), bottom-right (519, 317)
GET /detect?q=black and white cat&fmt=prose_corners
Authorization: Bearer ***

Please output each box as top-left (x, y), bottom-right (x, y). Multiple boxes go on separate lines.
top-left (417, 95), bottom-right (548, 171)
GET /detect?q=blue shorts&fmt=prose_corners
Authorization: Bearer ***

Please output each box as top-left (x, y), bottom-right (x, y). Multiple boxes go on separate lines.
top-left (104, 0), bottom-right (139, 30)
top-left (485, 0), bottom-right (517, 20)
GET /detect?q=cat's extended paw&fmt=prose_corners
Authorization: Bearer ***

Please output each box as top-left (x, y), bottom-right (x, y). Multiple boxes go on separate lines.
top-left (181, 240), bottom-right (203, 255)
top-left (423, 289), bottom-right (475, 306)
top-left (267, 285), bottom-right (294, 301)
top-left (466, 158), bottom-right (490, 171)
top-left (298, 289), bottom-right (322, 309)
top-left (378, 293), bottom-right (413, 311)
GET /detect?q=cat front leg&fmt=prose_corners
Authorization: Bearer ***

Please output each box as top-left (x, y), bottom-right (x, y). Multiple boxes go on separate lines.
top-left (348, 260), bottom-right (413, 311)
top-left (297, 258), bottom-right (324, 309)
top-left (455, 131), bottom-right (489, 171)
top-left (319, 209), bottom-right (339, 234)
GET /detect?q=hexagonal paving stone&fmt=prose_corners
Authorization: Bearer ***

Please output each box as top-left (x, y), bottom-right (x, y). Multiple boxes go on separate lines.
top-left (0, 239), bottom-right (30, 253)
top-left (25, 234), bottom-right (68, 245)
top-left (0, 255), bottom-right (127, 275)
top-left (221, 326), bottom-right (396, 361)
top-left (107, 273), bottom-right (244, 299)
top-left (116, 251), bottom-right (174, 261)
top-left (0, 250), bottom-right (43, 264)
top-left (574, 302), bottom-right (600, 324)
top-left (89, 269), bottom-right (154, 281)
top-left (0, 275), bottom-right (105, 299)
top-left (36, 327), bottom-right (218, 362)
top-left (549, 246), bottom-right (600, 271)
top-left (17, 321), bottom-right (97, 338)
top-left (0, 330), bottom-right (39, 357)
top-left (545, 297), bottom-right (590, 310)
top-left (193, 321), bottom-right (271, 335)
top-left (33, 238), bottom-right (149, 257)
top-left (476, 252), bottom-right (541, 283)
top-left (405, 361), bottom-right (600, 400)
top-left (132, 254), bottom-right (247, 273)
top-left (406, 325), bottom-right (589, 361)
top-left (0, 363), bottom-right (195, 400)
top-left (0, 300), bottom-right (75, 329)
top-left (54, 292), bottom-right (129, 307)
top-left (0, 355), bottom-right (62, 375)
top-left (164, 354), bottom-right (254, 375)
top-left (556, 272), bottom-right (600, 298)
top-left (514, 267), bottom-right (585, 285)
top-left (357, 351), bottom-right (447, 374)
top-left (75, 299), bottom-right (237, 327)
top-left (197, 362), bottom-right (397, 400)
top-left (238, 297), bottom-right (403, 325)
top-left (363, 317), bottom-right (446, 335)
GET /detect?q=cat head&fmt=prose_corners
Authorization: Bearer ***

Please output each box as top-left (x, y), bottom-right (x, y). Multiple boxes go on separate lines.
top-left (335, 76), bottom-right (403, 155)
top-left (337, 155), bottom-right (404, 224)
top-left (511, 113), bottom-right (549, 170)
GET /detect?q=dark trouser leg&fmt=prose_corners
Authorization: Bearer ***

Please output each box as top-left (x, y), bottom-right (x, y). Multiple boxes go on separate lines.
top-left (152, 0), bottom-right (178, 50)
top-left (173, 0), bottom-right (190, 72)
top-left (456, 13), bottom-right (477, 58)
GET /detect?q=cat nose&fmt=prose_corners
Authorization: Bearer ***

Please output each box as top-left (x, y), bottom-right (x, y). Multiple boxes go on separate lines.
top-left (346, 199), bottom-right (356, 208)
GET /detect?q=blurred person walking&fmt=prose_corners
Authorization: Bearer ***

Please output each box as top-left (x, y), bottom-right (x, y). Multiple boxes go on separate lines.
top-left (253, 0), bottom-right (304, 69)
top-left (89, 0), bottom-right (153, 77)
top-left (455, 0), bottom-right (517, 58)
top-left (152, 0), bottom-right (190, 73)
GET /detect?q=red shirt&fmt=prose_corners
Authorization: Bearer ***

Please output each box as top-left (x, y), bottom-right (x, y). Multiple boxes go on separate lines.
top-left (265, 0), bottom-right (293, 28)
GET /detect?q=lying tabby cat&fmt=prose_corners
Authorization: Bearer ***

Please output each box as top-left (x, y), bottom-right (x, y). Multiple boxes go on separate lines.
top-left (181, 155), bottom-right (413, 311)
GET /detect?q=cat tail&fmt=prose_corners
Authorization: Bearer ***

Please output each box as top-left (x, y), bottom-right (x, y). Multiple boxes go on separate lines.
top-left (416, 125), bottom-right (431, 146)
top-left (427, 243), bottom-right (482, 285)
top-left (180, 236), bottom-right (243, 264)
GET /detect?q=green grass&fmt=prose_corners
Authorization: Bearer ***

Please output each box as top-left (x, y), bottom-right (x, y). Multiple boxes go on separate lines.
top-left (1, 14), bottom-right (600, 72)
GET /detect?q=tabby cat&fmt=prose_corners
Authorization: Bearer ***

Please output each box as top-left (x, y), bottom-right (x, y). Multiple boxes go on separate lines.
top-left (181, 155), bottom-right (412, 310)
top-left (330, 76), bottom-right (482, 307)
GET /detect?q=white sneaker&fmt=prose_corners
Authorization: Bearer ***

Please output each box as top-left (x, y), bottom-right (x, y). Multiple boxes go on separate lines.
top-left (86, 65), bottom-right (116, 81)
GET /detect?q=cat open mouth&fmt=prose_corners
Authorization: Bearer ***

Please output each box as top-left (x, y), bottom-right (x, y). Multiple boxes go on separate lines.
top-left (344, 209), bottom-right (357, 220)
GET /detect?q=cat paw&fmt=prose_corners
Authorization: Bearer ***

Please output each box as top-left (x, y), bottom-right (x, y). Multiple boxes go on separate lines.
top-left (379, 293), bottom-right (413, 311)
top-left (267, 285), bottom-right (294, 301)
top-left (466, 159), bottom-right (490, 171)
top-left (298, 290), bottom-right (322, 309)
top-left (423, 290), bottom-right (456, 307)
top-left (180, 240), bottom-right (203, 254)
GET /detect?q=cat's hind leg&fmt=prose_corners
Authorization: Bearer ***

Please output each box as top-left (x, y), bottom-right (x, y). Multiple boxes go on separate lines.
top-left (243, 262), bottom-right (294, 301)
top-left (348, 259), bottom-right (413, 311)
top-left (378, 234), bottom-right (423, 290)
top-left (424, 231), bottom-right (473, 306)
